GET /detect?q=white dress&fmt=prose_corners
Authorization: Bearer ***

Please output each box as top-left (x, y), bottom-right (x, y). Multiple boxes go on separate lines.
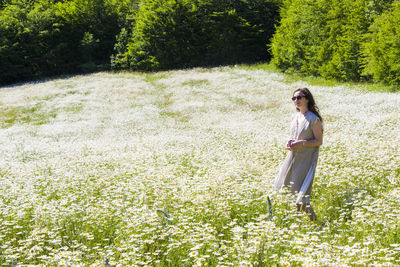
top-left (274, 111), bottom-right (320, 205)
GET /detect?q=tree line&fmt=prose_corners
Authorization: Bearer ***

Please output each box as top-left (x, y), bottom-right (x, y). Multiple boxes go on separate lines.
top-left (0, 0), bottom-right (279, 85)
top-left (0, 0), bottom-right (137, 85)
top-left (271, 0), bottom-right (400, 85)
top-left (1, 0), bottom-right (399, 86)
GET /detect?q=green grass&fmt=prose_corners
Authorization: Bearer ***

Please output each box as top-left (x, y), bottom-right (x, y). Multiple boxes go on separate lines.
top-left (62, 103), bottom-right (84, 113)
top-left (181, 79), bottom-right (210, 87)
top-left (0, 103), bottom-right (57, 128)
top-left (238, 62), bottom-right (399, 92)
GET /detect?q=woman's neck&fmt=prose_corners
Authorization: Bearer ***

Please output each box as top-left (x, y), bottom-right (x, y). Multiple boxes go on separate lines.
top-left (299, 107), bottom-right (309, 115)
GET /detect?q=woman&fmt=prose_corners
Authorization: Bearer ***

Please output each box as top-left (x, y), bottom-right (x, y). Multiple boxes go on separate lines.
top-left (274, 88), bottom-right (323, 221)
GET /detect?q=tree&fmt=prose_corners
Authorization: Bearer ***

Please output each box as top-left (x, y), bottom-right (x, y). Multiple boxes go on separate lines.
top-left (0, 0), bottom-right (137, 85)
top-left (111, 0), bottom-right (280, 71)
top-left (270, 0), bottom-right (394, 81)
top-left (362, 1), bottom-right (400, 85)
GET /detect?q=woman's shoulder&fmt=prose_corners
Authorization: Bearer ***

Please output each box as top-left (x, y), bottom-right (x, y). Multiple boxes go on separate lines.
top-left (306, 111), bottom-right (318, 119)
top-left (306, 111), bottom-right (320, 123)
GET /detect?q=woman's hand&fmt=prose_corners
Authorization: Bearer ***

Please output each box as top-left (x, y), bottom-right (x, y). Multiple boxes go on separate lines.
top-left (289, 141), bottom-right (304, 151)
top-left (286, 140), bottom-right (301, 151)
top-left (285, 140), bottom-right (293, 150)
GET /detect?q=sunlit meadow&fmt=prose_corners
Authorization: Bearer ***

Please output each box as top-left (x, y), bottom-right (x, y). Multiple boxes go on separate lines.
top-left (0, 66), bottom-right (399, 266)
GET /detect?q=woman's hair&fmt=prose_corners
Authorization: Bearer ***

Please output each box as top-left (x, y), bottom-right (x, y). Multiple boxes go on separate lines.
top-left (293, 88), bottom-right (323, 122)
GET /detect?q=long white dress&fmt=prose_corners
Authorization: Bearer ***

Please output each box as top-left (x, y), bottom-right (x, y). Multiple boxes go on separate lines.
top-left (274, 111), bottom-right (320, 205)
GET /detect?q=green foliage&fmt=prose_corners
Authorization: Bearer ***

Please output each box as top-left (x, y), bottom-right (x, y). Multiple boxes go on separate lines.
top-left (3, 0), bottom-right (400, 87)
top-left (362, 1), bottom-right (400, 85)
top-left (270, 0), bottom-right (325, 75)
top-left (0, 0), bottom-right (137, 85)
top-left (111, 0), bottom-right (280, 71)
top-left (0, 0), bottom-right (280, 84)
top-left (0, 0), bottom-right (12, 9)
top-left (270, 0), bottom-right (394, 82)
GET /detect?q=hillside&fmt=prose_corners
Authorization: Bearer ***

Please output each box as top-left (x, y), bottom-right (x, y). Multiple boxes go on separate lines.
top-left (0, 67), bottom-right (399, 265)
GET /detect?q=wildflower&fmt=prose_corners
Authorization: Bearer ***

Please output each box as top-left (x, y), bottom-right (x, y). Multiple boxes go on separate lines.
top-left (189, 251), bottom-right (198, 257)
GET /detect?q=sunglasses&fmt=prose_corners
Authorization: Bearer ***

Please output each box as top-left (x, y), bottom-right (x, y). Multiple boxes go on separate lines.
top-left (291, 95), bottom-right (305, 101)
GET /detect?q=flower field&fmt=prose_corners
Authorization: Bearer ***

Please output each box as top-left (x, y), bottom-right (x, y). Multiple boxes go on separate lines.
top-left (0, 67), bottom-right (399, 266)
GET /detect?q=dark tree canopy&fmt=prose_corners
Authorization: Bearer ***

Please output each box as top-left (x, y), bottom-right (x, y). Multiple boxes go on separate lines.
top-left (0, 0), bottom-right (280, 85)
top-left (0, 0), bottom-right (138, 85)
top-left (111, 0), bottom-right (280, 71)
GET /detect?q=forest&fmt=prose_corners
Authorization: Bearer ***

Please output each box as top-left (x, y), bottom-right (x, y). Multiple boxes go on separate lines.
top-left (0, 0), bottom-right (399, 86)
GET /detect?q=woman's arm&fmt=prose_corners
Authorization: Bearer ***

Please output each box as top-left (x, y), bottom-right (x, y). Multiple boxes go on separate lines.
top-left (289, 119), bottom-right (323, 150)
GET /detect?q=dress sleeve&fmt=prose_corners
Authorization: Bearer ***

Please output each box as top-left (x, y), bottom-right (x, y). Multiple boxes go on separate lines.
top-left (310, 114), bottom-right (320, 127)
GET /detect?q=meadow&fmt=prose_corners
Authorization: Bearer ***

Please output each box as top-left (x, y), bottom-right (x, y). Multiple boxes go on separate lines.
top-left (0, 66), bottom-right (399, 266)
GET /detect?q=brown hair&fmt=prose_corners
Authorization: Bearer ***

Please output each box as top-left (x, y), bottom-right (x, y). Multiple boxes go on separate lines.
top-left (293, 88), bottom-right (323, 122)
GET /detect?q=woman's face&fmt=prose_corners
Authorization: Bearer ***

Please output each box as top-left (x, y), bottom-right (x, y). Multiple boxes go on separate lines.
top-left (292, 91), bottom-right (309, 110)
